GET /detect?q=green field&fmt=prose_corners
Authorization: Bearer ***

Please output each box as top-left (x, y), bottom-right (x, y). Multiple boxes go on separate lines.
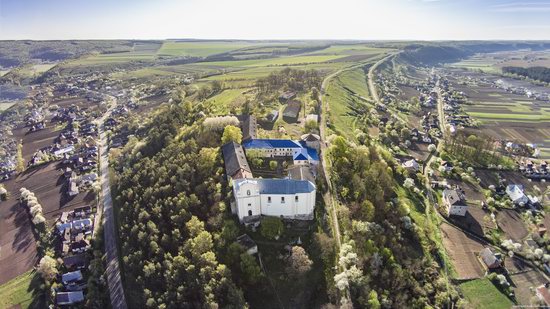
top-left (325, 69), bottom-right (368, 139)
top-left (460, 279), bottom-right (513, 309)
top-left (205, 88), bottom-right (248, 114)
top-left (0, 271), bottom-right (44, 309)
top-left (466, 111), bottom-right (550, 122)
top-left (194, 54), bottom-right (346, 69)
top-left (157, 41), bottom-right (255, 57)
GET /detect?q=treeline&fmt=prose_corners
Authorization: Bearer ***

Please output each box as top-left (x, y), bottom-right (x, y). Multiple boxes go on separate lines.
top-left (113, 102), bottom-right (246, 308)
top-left (255, 67), bottom-right (322, 95)
top-left (399, 42), bottom-right (550, 66)
top-left (502, 66), bottom-right (550, 83)
top-left (444, 132), bottom-right (508, 167)
top-left (328, 137), bottom-right (457, 307)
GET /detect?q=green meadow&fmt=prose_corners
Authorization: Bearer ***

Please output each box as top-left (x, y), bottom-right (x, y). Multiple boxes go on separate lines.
top-left (459, 279), bottom-right (513, 309)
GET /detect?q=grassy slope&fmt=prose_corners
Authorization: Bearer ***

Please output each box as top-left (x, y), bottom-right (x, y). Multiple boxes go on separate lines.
top-left (460, 278), bottom-right (513, 309)
top-left (324, 66), bottom-right (372, 139)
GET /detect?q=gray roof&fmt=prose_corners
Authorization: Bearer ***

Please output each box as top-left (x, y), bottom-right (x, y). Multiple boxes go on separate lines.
top-left (235, 178), bottom-right (315, 194)
top-left (443, 189), bottom-right (465, 206)
top-left (283, 100), bottom-right (301, 118)
top-left (236, 234), bottom-right (257, 250)
top-left (221, 142), bottom-right (251, 177)
top-left (480, 248), bottom-right (500, 268)
top-left (241, 114), bottom-right (257, 141)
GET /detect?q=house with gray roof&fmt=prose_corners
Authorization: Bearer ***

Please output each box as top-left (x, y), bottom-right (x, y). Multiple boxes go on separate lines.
top-left (506, 184), bottom-right (529, 205)
top-left (479, 247), bottom-right (501, 270)
top-left (233, 178), bottom-right (316, 223)
top-left (222, 142), bottom-right (253, 180)
top-left (56, 291), bottom-right (84, 306)
top-left (442, 188), bottom-right (468, 216)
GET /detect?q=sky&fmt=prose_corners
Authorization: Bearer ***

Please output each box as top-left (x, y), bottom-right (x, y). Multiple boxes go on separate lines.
top-left (1, 0), bottom-right (550, 40)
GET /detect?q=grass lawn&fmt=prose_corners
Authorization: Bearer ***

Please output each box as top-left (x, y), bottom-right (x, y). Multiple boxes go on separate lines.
top-left (460, 278), bottom-right (513, 309)
top-left (0, 271), bottom-right (45, 309)
top-left (204, 88), bottom-right (248, 114)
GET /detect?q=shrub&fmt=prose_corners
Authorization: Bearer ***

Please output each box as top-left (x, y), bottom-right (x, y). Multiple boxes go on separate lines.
top-left (260, 217), bottom-right (284, 240)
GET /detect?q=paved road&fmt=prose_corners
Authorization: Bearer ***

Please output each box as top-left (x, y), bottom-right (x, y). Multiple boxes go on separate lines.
top-left (95, 96), bottom-right (128, 309)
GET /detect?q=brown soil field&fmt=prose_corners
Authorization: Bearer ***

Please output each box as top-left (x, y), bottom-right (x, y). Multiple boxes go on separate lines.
top-left (0, 180), bottom-right (38, 285)
top-left (441, 222), bottom-right (485, 279)
top-left (407, 142), bottom-right (431, 161)
top-left (509, 269), bottom-right (546, 306)
top-left (496, 209), bottom-right (529, 242)
top-left (449, 205), bottom-right (496, 237)
top-left (396, 84), bottom-right (419, 102)
top-left (0, 161), bottom-right (96, 283)
top-left (475, 170), bottom-right (538, 193)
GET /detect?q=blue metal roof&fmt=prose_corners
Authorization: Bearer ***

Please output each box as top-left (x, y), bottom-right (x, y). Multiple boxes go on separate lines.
top-left (235, 178), bottom-right (315, 194)
top-left (294, 153), bottom-right (308, 161)
top-left (242, 139), bottom-right (302, 149)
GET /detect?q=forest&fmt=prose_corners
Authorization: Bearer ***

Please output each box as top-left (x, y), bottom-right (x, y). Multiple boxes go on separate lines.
top-left (502, 66), bottom-right (550, 83)
top-left (113, 102), bottom-right (247, 308)
top-left (328, 136), bottom-right (459, 308)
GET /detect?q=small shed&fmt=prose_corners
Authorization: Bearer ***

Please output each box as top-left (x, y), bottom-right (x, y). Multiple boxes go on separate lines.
top-left (236, 234), bottom-right (258, 255)
top-left (480, 248), bottom-right (501, 269)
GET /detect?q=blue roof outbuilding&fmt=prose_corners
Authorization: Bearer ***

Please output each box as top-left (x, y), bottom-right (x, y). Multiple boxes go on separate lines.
top-left (294, 153), bottom-right (308, 161)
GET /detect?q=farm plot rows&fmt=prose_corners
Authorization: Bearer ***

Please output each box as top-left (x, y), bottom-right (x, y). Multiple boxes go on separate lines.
top-left (448, 79), bottom-right (550, 158)
top-left (440, 223), bottom-right (485, 280)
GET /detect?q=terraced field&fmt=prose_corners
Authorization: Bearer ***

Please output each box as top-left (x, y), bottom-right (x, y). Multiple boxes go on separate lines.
top-left (448, 77), bottom-right (550, 158)
top-left (157, 41), bottom-right (256, 57)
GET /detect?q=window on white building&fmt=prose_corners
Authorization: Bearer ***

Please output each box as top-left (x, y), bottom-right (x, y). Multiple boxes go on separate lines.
top-left (281, 197), bottom-right (285, 203)
top-left (295, 196), bottom-right (298, 202)
top-left (268, 196), bottom-right (271, 203)
top-left (247, 190), bottom-right (250, 196)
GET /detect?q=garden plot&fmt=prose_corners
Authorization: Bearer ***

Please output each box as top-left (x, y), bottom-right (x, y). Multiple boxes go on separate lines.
top-left (441, 223), bottom-right (485, 279)
top-left (496, 209), bottom-right (529, 242)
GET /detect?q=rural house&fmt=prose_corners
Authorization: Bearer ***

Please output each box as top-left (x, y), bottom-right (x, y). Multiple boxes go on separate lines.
top-left (506, 184), bottom-right (529, 205)
top-left (56, 291), bottom-right (84, 306)
top-left (402, 159), bottom-right (420, 172)
top-left (222, 142), bottom-right (253, 180)
top-left (279, 91), bottom-right (296, 102)
top-left (236, 234), bottom-right (258, 255)
top-left (240, 114), bottom-right (257, 141)
top-left (232, 178), bottom-right (316, 223)
top-left (479, 248), bottom-right (502, 270)
top-left (301, 133), bottom-right (321, 151)
top-left (283, 100), bottom-right (302, 123)
top-left (536, 285), bottom-right (550, 307)
top-left (442, 188), bottom-right (468, 216)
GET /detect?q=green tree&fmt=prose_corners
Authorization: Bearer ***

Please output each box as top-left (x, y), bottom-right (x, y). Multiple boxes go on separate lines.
top-left (304, 120), bottom-right (318, 133)
top-left (260, 217), bottom-right (284, 240)
top-left (240, 253), bottom-right (263, 284)
top-left (16, 141), bottom-right (24, 172)
top-left (221, 125), bottom-right (243, 144)
top-left (367, 290), bottom-right (381, 309)
top-left (269, 160), bottom-right (277, 171)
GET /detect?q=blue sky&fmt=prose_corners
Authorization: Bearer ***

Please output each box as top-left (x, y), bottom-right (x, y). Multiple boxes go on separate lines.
top-left (1, 0), bottom-right (549, 40)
